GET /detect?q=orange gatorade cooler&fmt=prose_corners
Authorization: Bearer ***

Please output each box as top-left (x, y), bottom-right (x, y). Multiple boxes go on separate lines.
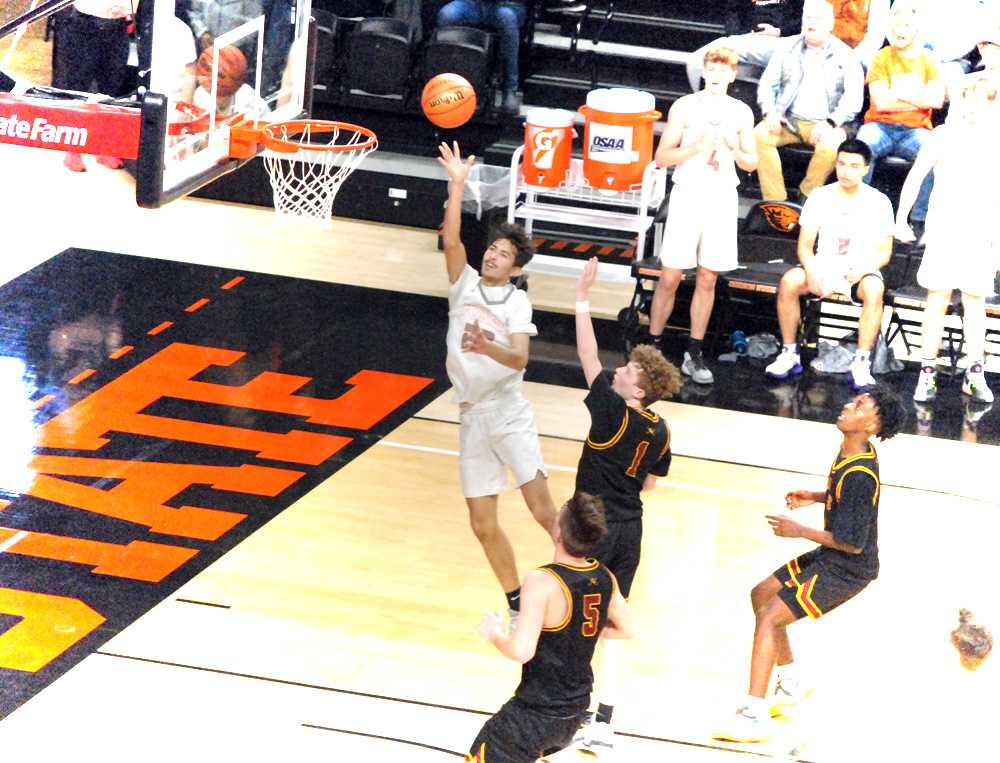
top-left (523, 108), bottom-right (575, 187)
top-left (579, 89), bottom-right (660, 191)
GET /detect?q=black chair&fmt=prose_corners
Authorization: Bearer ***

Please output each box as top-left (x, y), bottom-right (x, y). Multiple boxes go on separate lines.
top-left (421, 25), bottom-right (494, 100)
top-left (346, 16), bottom-right (415, 97)
top-left (311, 8), bottom-right (339, 103)
top-left (738, 200), bottom-right (802, 264)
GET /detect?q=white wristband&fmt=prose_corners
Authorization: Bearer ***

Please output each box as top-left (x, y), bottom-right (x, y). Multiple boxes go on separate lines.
top-left (575, 300), bottom-right (591, 314)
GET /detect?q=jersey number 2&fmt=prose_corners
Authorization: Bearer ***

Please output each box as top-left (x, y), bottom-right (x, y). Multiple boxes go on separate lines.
top-left (581, 593), bottom-right (602, 637)
top-left (625, 441), bottom-right (649, 478)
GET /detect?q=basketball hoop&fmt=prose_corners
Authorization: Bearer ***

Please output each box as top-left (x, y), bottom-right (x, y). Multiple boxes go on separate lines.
top-left (230, 118), bottom-right (378, 224)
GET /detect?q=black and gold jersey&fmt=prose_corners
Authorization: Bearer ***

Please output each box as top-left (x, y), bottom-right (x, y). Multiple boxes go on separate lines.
top-left (817, 442), bottom-right (881, 582)
top-left (575, 374), bottom-right (671, 522)
top-left (514, 560), bottom-right (615, 715)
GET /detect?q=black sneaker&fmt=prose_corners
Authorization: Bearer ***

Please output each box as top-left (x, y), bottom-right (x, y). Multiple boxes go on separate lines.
top-left (501, 89), bottom-right (520, 115)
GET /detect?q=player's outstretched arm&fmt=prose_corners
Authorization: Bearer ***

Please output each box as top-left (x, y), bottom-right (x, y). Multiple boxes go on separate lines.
top-left (479, 570), bottom-right (549, 663)
top-left (785, 490), bottom-right (824, 509)
top-left (437, 141), bottom-right (475, 284)
top-left (575, 257), bottom-right (603, 387)
top-left (601, 581), bottom-right (634, 640)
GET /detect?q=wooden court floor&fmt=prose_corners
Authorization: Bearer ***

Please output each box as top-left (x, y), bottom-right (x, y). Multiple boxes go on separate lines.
top-left (1, 142), bottom-right (997, 761)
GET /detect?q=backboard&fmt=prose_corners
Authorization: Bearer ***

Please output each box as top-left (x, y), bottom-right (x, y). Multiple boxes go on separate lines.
top-left (143, 0), bottom-right (315, 206)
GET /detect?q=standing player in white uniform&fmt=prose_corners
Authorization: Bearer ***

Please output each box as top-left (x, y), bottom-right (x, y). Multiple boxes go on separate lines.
top-left (648, 46), bottom-right (759, 385)
top-left (896, 67), bottom-right (1000, 405)
top-left (438, 142), bottom-right (558, 622)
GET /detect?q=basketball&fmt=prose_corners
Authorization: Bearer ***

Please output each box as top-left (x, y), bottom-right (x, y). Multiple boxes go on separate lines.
top-left (421, 73), bottom-right (477, 129)
top-left (197, 45), bottom-right (248, 98)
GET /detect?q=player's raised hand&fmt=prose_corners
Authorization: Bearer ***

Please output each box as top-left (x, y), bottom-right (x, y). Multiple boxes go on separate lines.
top-left (437, 141), bottom-right (475, 184)
top-left (478, 611), bottom-right (507, 644)
top-left (576, 256), bottom-right (599, 300)
top-left (767, 514), bottom-right (805, 538)
top-left (785, 490), bottom-right (817, 509)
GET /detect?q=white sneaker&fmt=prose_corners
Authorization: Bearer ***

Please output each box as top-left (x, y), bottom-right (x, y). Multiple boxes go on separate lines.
top-left (713, 705), bottom-right (772, 743)
top-left (770, 677), bottom-right (813, 717)
top-left (849, 359), bottom-right (876, 390)
top-left (913, 369), bottom-right (937, 402)
top-left (962, 365), bottom-right (995, 403)
top-left (682, 351), bottom-right (714, 384)
top-left (575, 716), bottom-right (614, 754)
top-left (765, 350), bottom-right (802, 380)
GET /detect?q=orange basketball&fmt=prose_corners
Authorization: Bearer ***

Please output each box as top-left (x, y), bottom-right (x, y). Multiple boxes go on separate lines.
top-left (421, 73), bottom-right (477, 129)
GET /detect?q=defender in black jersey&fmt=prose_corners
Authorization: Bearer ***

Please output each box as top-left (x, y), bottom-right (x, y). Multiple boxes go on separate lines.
top-left (466, 492), bottom-right (633, 763)
top-left (715, 385), bottom-right (904, 744)
top-left (570, 257), bottom-right (681, 751)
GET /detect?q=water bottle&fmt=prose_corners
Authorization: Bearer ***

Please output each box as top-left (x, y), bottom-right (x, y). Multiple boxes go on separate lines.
top-left (731, 330), bottom-right (748, 355)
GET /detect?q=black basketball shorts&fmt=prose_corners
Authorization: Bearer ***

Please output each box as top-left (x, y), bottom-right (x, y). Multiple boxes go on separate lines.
top-left (467, 698), bottom-right (584, 763)
top-left (774, 549), bottom-right (870, 621)
top-left (588, 518), bottom-right (642, 598)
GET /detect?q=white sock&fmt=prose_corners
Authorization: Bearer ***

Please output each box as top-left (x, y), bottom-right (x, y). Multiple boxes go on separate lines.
top-left (854, 350), bottom-right (870, 365)
top-left (777, 663), bottom-right (798, 684)
top-left (744, 695), bottom-right (768, 718)
top-left (783, 343), bottom-right (798, 356)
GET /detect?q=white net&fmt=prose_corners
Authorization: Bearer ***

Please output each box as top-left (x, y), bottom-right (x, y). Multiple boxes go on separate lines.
top-left (261, 121), bottom-right (377, 224)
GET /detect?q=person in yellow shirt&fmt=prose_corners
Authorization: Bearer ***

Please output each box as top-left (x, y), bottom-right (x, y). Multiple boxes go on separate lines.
top-left (857, 2), bottom-right (945, 237)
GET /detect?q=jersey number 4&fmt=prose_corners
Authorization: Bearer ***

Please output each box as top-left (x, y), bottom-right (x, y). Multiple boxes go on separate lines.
top-left (625, 441), bottom-right (650, 478)
top-left (581, 593), bottom-right (602, 637)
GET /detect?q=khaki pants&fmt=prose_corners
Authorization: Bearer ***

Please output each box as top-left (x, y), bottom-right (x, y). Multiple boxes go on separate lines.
top-left (754, 118), bottom-right (846, 201)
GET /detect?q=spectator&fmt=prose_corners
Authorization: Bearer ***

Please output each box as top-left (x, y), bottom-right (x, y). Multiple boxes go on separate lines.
top-left (192, 45), bottom-right (268, 117)
top-left (764, 139), bottom-right (894, 390)
top-left (53, 0), bottom-right (131, 172)
top-left (755, 1), bottom-right (865, 202)
top-left (900, 0), bottom-right (993, 102)
top-left (857, 2), bottom-right (943, 239)
top-left (897, 72), bottom-right (1000, 405)
top-left (829, 0), bottom-right (890, 68)
top-left (436, 0), bottom-right (527, 114)
top-left (686, 0), bottom-right (805, 92)
top-left (649, 47), bottom-right (759, 385)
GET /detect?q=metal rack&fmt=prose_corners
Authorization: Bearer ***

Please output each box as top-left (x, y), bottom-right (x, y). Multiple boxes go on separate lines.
top-left (506, 145), bottom-right (668, 263)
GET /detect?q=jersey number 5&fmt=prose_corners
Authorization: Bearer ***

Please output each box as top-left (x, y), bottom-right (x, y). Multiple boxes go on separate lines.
top-left (581, 593), bottom-right (602, 637)
top-left (625, 441), bottom-right (650, 478)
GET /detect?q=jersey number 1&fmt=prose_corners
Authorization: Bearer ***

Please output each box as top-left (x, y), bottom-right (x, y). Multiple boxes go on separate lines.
top-left (581, 593), bottom-right (602, 637)
top-left (625, 441), bottom-right (650, 478)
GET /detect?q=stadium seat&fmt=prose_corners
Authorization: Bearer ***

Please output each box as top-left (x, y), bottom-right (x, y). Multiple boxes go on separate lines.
top-left (346, 16), bottom-right (415, 97)
top-left (422, 25), bottom-right (494, 100)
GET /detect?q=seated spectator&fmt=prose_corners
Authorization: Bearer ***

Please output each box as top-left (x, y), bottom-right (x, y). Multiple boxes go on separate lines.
top-left (857, 2), bottom-right (943, 239)
top-left (192, 45), bottom-right (268, 117)
top-left (946, 19), bottom-right (1000, 123)
top-left (829, 0), bottom-right (890, 68)
top-left (755, 1), bottom-right (864, 202)
top-left (686, 0), bottom-right (804, 92)
top-left (765, 139), bottom-right (894, 390)
top-left (436, 0), bottom-right (527, 114)
top-left (902, 0), bottom-right (993, 103)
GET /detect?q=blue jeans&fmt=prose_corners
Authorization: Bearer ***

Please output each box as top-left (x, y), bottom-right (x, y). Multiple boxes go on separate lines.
top-left (857, 121), bottom-right (934, 222)
top-left (436, 0), bottom-right (526, 90)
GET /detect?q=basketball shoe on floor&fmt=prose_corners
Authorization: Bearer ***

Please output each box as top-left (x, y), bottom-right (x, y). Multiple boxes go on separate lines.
top-left (574, 714), bottom-right (614, 754)
top-left (770, 676), bottom-right (813, 717)
top-left (713, 706), bottom-right (771, 743)
top-left (848, 359), bottom-right (876, 390)
top-left (962, 363), bottom-right (994, 403)
top-left (682, 351), bottom-right (714, 384)
top-left (765, 350), bottom-right (803, 380)
top-left (913, 369), bottom-right (937, 402)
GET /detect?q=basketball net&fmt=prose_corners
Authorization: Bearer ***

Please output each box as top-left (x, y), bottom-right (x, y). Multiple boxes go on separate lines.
top-left (260, 120), bottom-right (378, 225)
